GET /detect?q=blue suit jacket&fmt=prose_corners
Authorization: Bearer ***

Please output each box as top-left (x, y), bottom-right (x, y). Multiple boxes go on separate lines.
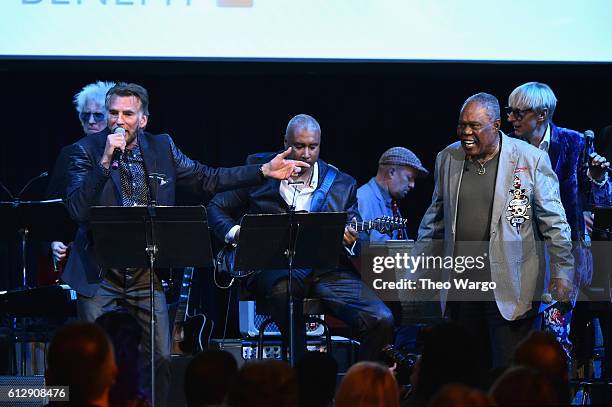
top-left (62, 128), bottom-right (264, 297)
top-left (510, 123), bottom-right (609, 288)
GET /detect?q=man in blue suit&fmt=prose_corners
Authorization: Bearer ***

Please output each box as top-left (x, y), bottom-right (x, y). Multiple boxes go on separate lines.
top-left (63, 82), bottom-right (307, 405)
top-left (507, 81), bottom-right (610, 361)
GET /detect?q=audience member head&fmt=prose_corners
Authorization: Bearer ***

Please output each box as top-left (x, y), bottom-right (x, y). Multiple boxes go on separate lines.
top-left (376, 147), bottom-right (428, 200)
top-left (284, 114), bottom-right (321, 174)
top-left (335, 361), bottom-right (399, 407)
top-left (95, 311), bottom-right (144, 406)
top-left (296, 351), bottom-right (338, 407)
top-left (415, 322), bottom-right (485, 404)
top-left (507, 82), bottom-right (557, 140)
top-left (46, 322), bottom-right (117, 406)
top-left (458, 92), bottom-right (501, 160)
top-left (184, 349), bottom-right (238, 407)
top-left (513, 330), bottom-right (569, 404)
top-left (490, 366), bottom-right (559, 406)
top-left (228, 360), bottom-right (297, 407)
top-left (427, 383), bottom-right (493, 407)
top-left (74, 80), bottom-right (116, 135)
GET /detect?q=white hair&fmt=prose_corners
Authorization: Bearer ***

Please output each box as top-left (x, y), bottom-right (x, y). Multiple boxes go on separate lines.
top-left (508, 82), bottom-right (557, 120)
top-left (73, 81), bottom-right (116, 113)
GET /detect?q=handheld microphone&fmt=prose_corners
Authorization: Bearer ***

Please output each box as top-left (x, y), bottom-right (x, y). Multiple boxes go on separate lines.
top-left (111, 127), bottom-right (126, 170)
top-left (584, 130), bottom-right (612, 174)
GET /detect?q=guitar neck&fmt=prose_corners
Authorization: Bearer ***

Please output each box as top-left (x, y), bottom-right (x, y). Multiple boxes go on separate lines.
top-left (174, 267), bottom-right (194, 325)
top-left (348, 218), bottom-right (405, 233)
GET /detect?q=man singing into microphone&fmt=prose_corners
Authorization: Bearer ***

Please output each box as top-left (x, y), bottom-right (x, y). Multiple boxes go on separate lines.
top-left (507, 82), bottom-right (610, 368)
top-left (63, 82), bottom-right (308, 406)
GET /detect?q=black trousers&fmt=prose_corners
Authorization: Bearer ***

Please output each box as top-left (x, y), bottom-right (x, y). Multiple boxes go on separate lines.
top-left (249, 267), bottom-right (394, 362)
top-left (447, 300), bottom-right (540, 370)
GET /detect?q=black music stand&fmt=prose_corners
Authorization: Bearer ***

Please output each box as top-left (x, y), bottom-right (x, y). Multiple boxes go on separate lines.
top-left (89, 205), bottom-right (212, 407)
top-left (0, 199), bottom-right (75, 288)
top-left (234, 212), bottom-right (347, 366)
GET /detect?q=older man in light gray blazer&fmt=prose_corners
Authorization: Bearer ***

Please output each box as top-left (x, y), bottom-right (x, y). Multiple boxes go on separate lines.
top-left (417, 92), bottom-right (574, 369)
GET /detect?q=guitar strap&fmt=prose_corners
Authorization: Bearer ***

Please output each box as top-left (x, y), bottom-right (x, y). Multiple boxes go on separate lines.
top-left (310, 164), bottom-right (338, 212)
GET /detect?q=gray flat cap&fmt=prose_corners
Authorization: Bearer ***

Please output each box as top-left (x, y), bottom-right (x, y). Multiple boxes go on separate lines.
top-left (379, 147), bottom-right (429, 176)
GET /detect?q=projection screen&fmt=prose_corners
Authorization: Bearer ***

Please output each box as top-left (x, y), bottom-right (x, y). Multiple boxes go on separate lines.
top-left (1, 0), bottom-right (611, 62)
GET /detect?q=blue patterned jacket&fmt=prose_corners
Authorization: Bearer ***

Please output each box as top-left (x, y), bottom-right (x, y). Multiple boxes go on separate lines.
top-left (511, 122), bottom-right (610, 287)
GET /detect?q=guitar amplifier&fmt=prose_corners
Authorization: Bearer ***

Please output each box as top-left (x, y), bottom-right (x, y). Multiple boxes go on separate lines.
top-left (239, 301), bottom-right (325, 337)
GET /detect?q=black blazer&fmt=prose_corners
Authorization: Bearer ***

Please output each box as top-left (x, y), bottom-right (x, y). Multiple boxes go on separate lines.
top-left (207, 152), bottom-right (364, 246)
top-left (63, 128), bottom-right (264, 297)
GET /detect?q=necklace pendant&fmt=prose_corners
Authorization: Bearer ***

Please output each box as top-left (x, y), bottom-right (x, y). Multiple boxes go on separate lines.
top-left (476, 166), bottom-right (486, 175)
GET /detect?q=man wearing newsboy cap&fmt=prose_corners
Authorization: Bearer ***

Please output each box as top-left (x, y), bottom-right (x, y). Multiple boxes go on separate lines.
top-left (357, 147), bottom-right (428, 241)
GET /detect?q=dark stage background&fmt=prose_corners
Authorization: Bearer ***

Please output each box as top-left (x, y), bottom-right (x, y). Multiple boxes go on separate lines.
top-left (1, 59), bottom-right (611, 335)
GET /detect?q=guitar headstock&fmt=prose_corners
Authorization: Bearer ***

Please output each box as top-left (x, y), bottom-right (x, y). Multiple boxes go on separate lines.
top-left (371, 216), bottom-right (407, 236)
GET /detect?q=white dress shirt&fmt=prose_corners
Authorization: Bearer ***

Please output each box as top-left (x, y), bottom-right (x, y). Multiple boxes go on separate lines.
top-left (225, 162), bottom-right (319, 243)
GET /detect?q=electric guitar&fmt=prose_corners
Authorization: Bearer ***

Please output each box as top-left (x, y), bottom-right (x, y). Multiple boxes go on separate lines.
top-left (170, 267), bottom-right (214, 355)
top-left (216, 216), bottom-right (407, 278)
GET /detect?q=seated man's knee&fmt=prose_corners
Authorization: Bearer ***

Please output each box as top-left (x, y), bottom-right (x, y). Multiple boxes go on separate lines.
top-left (366, 305), bottom-right (394, 333)
top-left (378, 307), bottom-right (395, 331)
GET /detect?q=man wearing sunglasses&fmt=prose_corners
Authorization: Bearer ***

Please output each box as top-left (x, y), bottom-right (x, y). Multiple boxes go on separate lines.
top-left (507, 82), bottom-right (610, 371)
top-left (46, 81), bottom-right (116, 272)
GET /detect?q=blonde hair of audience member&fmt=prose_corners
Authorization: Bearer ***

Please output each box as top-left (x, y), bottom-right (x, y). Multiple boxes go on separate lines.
top-left (335, 361), bottom-right (399, 407)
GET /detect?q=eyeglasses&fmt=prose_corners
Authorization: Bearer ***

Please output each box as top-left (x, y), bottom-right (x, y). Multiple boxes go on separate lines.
top-left (505, 107), bottom-right (533, 121)
top-left (79, 112), bottom-right (105, 123)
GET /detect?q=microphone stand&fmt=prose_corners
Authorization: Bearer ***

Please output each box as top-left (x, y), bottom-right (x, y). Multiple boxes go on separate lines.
top-left (286, 182), bottom-right (302, 366)
top-left (144, 172), bottom-right (163, 406)
top-left (1, 172), bottom-right (48, 289)
top-left (286, 204), bottom-right (300, 366)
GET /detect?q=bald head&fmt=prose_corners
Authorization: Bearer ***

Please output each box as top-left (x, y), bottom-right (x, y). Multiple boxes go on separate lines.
top-left (284, 114), bottom-right (321, 169)
top-left (285, 114), bottom-right (321, 143)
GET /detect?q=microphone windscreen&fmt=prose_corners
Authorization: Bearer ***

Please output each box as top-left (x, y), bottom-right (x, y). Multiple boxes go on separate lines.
top-left (114, 127), bottom-right (126, 136)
